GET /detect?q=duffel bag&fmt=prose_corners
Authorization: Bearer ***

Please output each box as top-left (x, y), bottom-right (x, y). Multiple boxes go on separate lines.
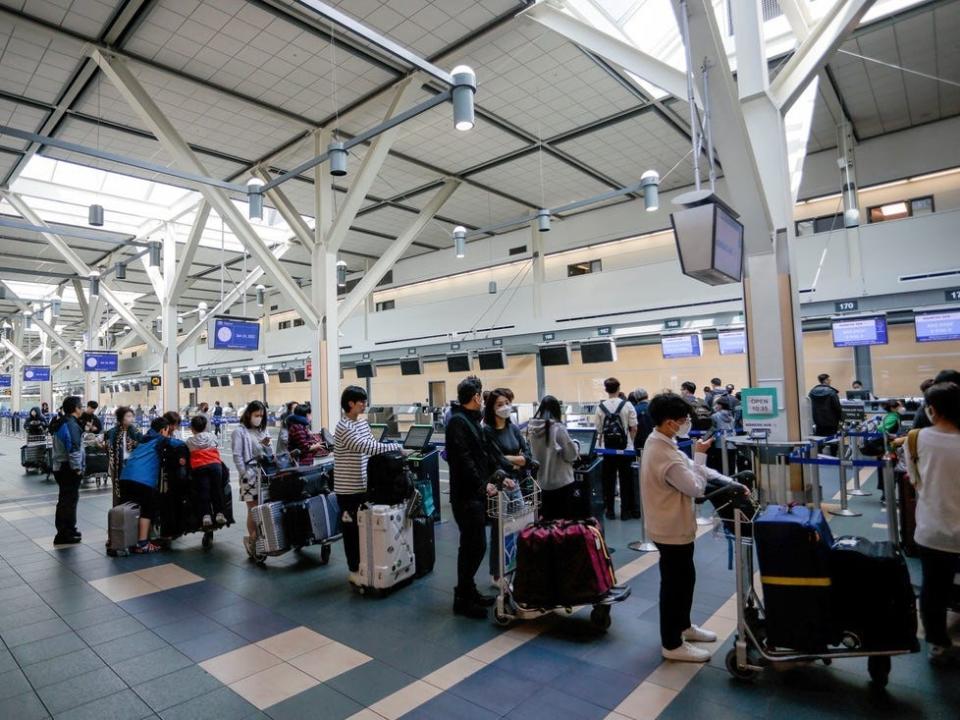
top-left (513, 523), bottom-right (558, 608)
top-left (269, 470), bottom-right (306, 503)
top-left (554, 519), bottom-right (616, 606)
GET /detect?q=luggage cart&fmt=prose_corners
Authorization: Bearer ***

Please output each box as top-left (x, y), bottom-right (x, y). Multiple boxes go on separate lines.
top-left (488, 482), bottom-right (630, 630)
top-left (721, 499), bottom-right (916, 688)
top-left (21, 435), bottom-right (52, 479)
top-left (248, 455), bottom-right (338, 566)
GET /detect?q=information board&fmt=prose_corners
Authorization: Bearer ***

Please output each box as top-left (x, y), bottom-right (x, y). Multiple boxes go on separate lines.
top-left (23, 365), bottom-right (51, 382)
top-left (831, 315), bottom-right (888, 347)
top-left (208, 317), bottom-right (260, 351)
top-left (0, 375), bottom-right (10, 388)
top-left (717, 329), bottom-right (746, 355)
top-left (83, 351), bottom-right (118, 372)
top-left (915, 311), bottom-right (960, 342)
top-left (661, 333), bottom-right (702, 359)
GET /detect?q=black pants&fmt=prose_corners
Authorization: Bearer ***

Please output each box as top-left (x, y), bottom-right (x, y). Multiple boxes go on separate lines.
top-left (602, 455), bottom-right (635, 517)
top-left (452, 500), bottom-right (487, 598)
top-left (338, 492), bottom-right (366, 572)
top-left (815, 426), bottom-right (839, 456)
top-left (919, 544), bottom-right (959, 648)
top-left (654, 541), bottom-right (696, 650)
top-left (541, 483), bottom-right (577, 522)
top-left (54, 464), bottom-right (81, 537)
top-left (192, 464), bottom-right (225, 515)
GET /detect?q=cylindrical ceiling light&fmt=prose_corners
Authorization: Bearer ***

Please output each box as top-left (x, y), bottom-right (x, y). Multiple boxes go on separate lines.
top-left (197, 301), bottom-right (208, 319)
top-left (50, 298), bottom-right (61, 317)
top-left (536, 208), bottom-right (551, 233)
top-left (453, 226), bottom-right (467, 258)
top-left (255, 284), bottom-right (266, 307)
top-left (89, 272), bottom-right (100, 297)
top-left (152, 318), bottom-right (161, 336)
top-left (0, 285), bottom-right (6, 300)
top-left (148, 240), bottom-right (161, 267)
top-left (640, 170), bottom-right (660, 212)
top-left (328, 142), bottom-right (348, 177)
top-left (24, 311), bottom-right (32, 329)
top-left (246, 177), bottom-right (265, 220)
top-left (114, 262), bottom-right (126, 280)
top-left (451, 65), bottom-right (477, 132)
top-left (488, 281), bottom-right (497, 294)
top-left (88, 204), bottom-right (104, 227)
top-left (336, 260), bottom-right (347, 288)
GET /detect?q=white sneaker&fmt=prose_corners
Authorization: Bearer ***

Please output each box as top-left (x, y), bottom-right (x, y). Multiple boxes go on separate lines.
top-left (202, 515), bottom-right (213, 529)
top-left (348, 571), bottom-right (362, 587)
top-left (683, 624), bottom-right (718, 643)
top-left (662, 641), bottom-right (712, 663)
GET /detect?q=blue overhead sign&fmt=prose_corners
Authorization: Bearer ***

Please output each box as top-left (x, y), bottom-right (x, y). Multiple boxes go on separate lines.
top-left (83, 351), bottom-right (118, 372)
top-left (0, 375), bottom-right (10, 388)
top-left (208, 317), bottom-right (261, 351)
top-left (23, 365), bottom-right (51, 382)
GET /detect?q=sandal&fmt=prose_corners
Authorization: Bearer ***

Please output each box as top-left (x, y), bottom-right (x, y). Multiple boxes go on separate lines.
top-left (132, 542), bottom-right (162, 554)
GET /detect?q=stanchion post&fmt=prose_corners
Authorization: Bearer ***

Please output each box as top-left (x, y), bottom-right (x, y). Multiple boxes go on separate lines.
top-left (808, 441), bottom-right (822, 508)
top-left (628, 463), bottom-right (658, 553)
top-left (720, 431), bottom-right (729, 476)
top-left (883, 458), bottom-right (898, 545)
top-left (830, 433), bottom-right (861, 517)
top-left (849, 425), bottom-right (871, 496)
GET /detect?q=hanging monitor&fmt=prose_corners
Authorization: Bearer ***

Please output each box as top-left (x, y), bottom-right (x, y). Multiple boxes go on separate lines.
top-left (580, 339), bottom-right (617, 364)
top-left (446, 352), bottom-right (471, 373)
top-left (209, 376), bottom-right (220, 387)
top-left (219, 375), bottom-right (232, 387)
top-left (477, 349), bottom-right (506, 371)
top-left (671, 194), bottom-right (744, 285)
top-left (239, 373), bottom-right (254, 385)
top-left (253, 372), bottom-right (267, 385)
top-left (914, 310), bottom-right (960, 343)
top-left (83, 350), bottom-right (118, 373)
top-left (22, 365), bottom-right (51, 382)
top-left (831, 314), bottom-right (888, 347)
top-left (355, 361), bottom-right (376, 379)
top-left (207, 316), bottom-right (261, 351)
top-left (190, 377), bottom-right (201, 388)
top-left (0, 375), bottom-right (11, 388)
top-left (538, 343), bottom-right (571, 367)
top-left (400, 357), bottom-right (423, 376)
top-left (277, 370), bottom-right (294, 384)
top-left (181, 378), bottom-right (191, 389)
top-left (294, 368), bottom-right (306, 382)
top-left (717, 329), bottom-right (746, 355)
top-left (661, 333), bottom-right (703, 359)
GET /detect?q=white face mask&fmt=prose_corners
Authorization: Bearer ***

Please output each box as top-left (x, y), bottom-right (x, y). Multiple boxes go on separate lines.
top-left (677, 419), bottom-right (692, 437)
top-left (495, 404), bottom-right (513, 420)
top-left (925, 406), bottom-right (935, 423)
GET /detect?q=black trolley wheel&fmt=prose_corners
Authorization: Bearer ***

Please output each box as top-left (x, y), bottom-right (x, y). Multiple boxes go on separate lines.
top-left (590, 605), bottom-right (611, 631)
top-left (319, 544), bottom-right (332, 565)
top-left (867, 656), bottom-right (891, 688)
top-left (201, 531), bottom-right (213, 549)
top-left (725, 648), bottom-right (759, 681)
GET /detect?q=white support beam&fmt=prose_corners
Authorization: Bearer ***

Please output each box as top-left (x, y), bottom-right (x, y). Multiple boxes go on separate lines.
top-left (90, 50), bottom-right (320, 329)
top-left (140, 248), bottom-right (166, 304)
top-left (0, 284), bottom-right (83, 366)
top-left (525, 1), bottom-right (695, 104)
top-left (338, 180), bottom-right (460, 322)
top-left (779, 0), bottom-right (813, 40)
top-left (326, 78), bottom-right (419, 253)
top-left (2, 339), bottom-right (27, 363)
top-left (2, 190), bottom-right (165, 353)
top-left (170, 204), bottom-right (210, 300)
top-left (71, 278), bottom-right (89, 321)
top-left (253, 167), bottom-right (315, 251)
top-left (768, 0), bottom-right (875, 111)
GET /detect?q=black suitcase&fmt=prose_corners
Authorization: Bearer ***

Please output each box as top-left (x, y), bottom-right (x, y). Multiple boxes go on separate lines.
top-left (269, 470), bottom-right (306, 503)
top-left (282, 501), bottom-right (314, 547)
top-left (367, 452), bottom-right (414, 505)
top-left (412, 516), bottom-right (435, 578)
top-left (829, 536), bottom-right (919, 652)
top-left (85, 447), bottom-right (108, 477)
top-left (297, 463), bottom-right (331, 498)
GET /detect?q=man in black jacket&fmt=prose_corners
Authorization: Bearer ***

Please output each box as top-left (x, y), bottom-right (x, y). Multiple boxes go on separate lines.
top-left (446, 376), bottom-right (498, 619)
top-left (808, 373), bottom-right (843, 450)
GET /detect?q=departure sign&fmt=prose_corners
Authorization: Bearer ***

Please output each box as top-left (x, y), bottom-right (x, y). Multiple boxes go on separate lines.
top-left (83, 351), bottom-right (118, 372)
top-left (0, 375), bottom-right (10, 388)
top-left (717, 329), bottom-right (746, 355)
top-left (831, 315), bottom-right (888, 347)
top-left (915, 311), bottom-right (960, 342)
top-left (834, 299), bottom-right (859, 313)
top-left (661, 333), bottom-right (703, 359)
top-left (23, 365), bottom-right (51, 382)
top-left (208, 317), bottom-right (260, 351)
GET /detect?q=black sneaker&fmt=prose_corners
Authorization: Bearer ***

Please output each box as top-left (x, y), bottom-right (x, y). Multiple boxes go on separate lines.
top-left (473, 590), bottom-right (496, 607)
top-left (53, 534), bottom-right (81, 545)
top-left (453, 598), bottom-right (488, 619)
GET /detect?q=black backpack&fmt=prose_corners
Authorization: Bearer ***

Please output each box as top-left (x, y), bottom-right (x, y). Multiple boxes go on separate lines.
top-left (600, 400), bottom-right (629, 450)
top-left (691, 402), bottom-right (713, 432)
top-left (367, 451), bottom-right (415, 505)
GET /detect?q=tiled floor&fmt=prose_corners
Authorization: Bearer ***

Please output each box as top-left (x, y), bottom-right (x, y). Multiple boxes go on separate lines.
top-left (0, 435), bottom-right (956, 719)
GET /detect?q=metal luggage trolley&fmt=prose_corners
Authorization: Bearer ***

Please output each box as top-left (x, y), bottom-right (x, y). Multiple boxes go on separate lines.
top-left (248, 454), bottom-right (339, 566)
top-left (487, 482), bottom-right (630, 629)
top-left (22, 434), bottom-right (52, 479)
top-left (721, 498), bottom-right (914, 688)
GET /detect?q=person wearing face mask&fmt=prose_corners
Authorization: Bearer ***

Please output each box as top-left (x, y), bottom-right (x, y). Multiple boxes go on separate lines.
top-left (232, 400), bottom-right (274, 559)
top-left (641, 392), bottom-right (746, 663)
top-left (482, 388), bottom-right (528, 582)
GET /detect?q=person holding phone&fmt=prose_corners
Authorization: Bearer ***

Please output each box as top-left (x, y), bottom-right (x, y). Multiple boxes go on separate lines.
top-left (232, 400), bottom-right (274, 559)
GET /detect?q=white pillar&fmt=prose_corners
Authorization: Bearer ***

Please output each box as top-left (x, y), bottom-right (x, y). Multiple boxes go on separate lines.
top-left (161, 228), bottom-right (179, 412)
top-left (12, 320), bottom-right (23, 415)
top-left (323, 248), bottom-right (340, 431)
top-left (312, 128), bottom-right (334, 431)
top-left (40, 308), bottom-right (52, 407)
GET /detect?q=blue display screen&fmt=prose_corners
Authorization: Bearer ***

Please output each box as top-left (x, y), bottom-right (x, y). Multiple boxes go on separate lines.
top-left (831, 316), bottom-right (889, 347)
top-left (0, 375), bottom-right (10, 388)
top-left (83, 351), bottom-right (118, 372)
top-left (661, 333), bottom-right (703, 359)
top-left (23, 366), bottom-right (51, 382)
top-left (717, 329), bottom-right (746, 355)
top-left (915, 311), bottom-right (960, 342)
top-left (209, 318), bottom-right (260, 351)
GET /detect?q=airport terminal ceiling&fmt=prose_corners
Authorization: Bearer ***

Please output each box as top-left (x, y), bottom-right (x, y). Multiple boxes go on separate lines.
top-left (0, 0), bottom-right (956, 353)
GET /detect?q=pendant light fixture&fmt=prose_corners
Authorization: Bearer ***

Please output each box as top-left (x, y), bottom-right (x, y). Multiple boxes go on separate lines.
top-left (536, 208), bottom-right (551, 232)
top-left (453, 226), bottom-right (466, 258)
top-left (641, 170), bottom-right (660, 212)
top-left (114, 262), bottom-right (126, 280)
top-left (88, 271), bottom-right (100, 297)
top-left (255, 284), bottom-right (266, 307)
top-left (246, 178), bottom-right (265, 219)
top-left (328, 142), bottom-right (347, 176)
top-left (451, 66), bottom-right (477, 131)
top-left (336, 260), bottom-right (348, 288)
top-left (148, 240), bottom-right (161, 267)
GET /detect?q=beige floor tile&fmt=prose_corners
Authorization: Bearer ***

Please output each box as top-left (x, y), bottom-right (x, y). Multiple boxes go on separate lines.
top-left (604, 713), bottom-right (633, 720)
top-left (29, 505), bottom-right (57, 517)
top-left (643, 660), bottom-right (703, 691)
top-left (288, 641), bottom-right (371, 682)
top-left (702, 614), bottom-right (737, 640)
top-left (345, 710), bottom-right (387, 720)
top-left (89, 573), bottom-right (159, 602)
top-left (0, 509), bottom-right (34, 520)
top-left (229, 663), bottom-right (318, 710)
top-left (368, 681), bottom-right (441, 720)
top-left (421, 655), bottom-right (486, 690)
top-left (200, 644), bottom-right (282, 685)
top-left (134, 563), bottom-right (203, 590)
top-left (256, 626), bottom-right (333, 661)
top-left (613, 681), bottom-right (679, 720)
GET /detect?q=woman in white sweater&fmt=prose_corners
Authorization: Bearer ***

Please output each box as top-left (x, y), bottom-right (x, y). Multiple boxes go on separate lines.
top-left (232, 400), bottom-right (273, 559)
top-left (905, 380), bottom-right (960, 664)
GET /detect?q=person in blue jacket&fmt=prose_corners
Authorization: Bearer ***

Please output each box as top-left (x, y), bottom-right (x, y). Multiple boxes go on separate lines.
top-left (50, 396), bottom-right (85, 545)
top-left (119, 416), bottom-right (177, 553)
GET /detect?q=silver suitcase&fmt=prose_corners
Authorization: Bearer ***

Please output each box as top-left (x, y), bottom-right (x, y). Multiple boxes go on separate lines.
top-left (252, 501), bottom-right (287, 555)
top-left (107, 502), bottom-right (139, 556)
top-left (357, 504), bottom-right (415, 591)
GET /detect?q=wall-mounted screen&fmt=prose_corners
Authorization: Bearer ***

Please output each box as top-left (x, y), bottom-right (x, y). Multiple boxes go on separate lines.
top-left (447, 353), bottom-right (471, 372)
top-left (717, 329), bottom-right (746, 355)
top-left (83, 351), bottom-right (118, 373)
top-left (831, 315), bottom-right (888, 347)
top-left (915, 310), bottom-right (960, 343)
top-left (477, 349), bottom-right (505, 371)
top-left (580, 339), bottom-right (617, 364)
top-left (539, 343), bottom-right (571, 367)
top-left (355, 361), bottom-right (376, 379)
top-left (207, 317), bottom-right (260, 351)
top-left (661, 333), bottom-right (703, 359)
top-left (400, 358), bottom-right (423, 376)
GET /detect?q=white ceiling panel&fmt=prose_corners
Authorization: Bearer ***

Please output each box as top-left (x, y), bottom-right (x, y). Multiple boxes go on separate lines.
top-left (0, 15), bottom-right (88, 105)
top-left (0, 97), bottom-right (49, 151)
top-left (0, 148), bottom-right (19, 177)
top-left (468, 150), bottom-right (611, 210)
top-left (1, 0), bottom-right (119, 36)
top-left (401, 181), bottom-right (531, 229)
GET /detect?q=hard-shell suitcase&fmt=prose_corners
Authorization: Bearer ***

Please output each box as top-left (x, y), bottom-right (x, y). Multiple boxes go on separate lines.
top-left (356, 504), bottom-right (414, 592)
top-left (307, 493), bottom-right (340, 543)
top-left (754, 504), bottom-right (837, 650)
top-left (829, 536), bottom-right (919, 652)
top-left (412, 516), bottom-right (435, 578)
top-left (107, 502), bottom-right (139, 556)
top-left (282, 501), bottom-right (314, 547)
top-left (252, 501), bottom-right (287, 554)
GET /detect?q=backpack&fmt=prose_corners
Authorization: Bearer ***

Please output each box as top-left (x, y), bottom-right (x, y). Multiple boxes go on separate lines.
top-left (600, 400), bottom-right (628, 450)
top-left (691, 402), bottom-right (713, 432)
top-left (367, 451), bottom-right (415, 505)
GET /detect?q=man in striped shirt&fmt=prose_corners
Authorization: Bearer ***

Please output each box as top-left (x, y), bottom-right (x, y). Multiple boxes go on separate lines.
top-left (334, 385), bottom-right (405, 586)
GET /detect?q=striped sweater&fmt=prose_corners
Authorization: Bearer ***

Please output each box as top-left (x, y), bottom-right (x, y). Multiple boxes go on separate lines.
top-left (334, 417), bottom-right (398, 495)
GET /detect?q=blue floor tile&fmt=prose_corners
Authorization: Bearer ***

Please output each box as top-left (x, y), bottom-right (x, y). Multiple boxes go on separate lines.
top-left (547, 660), bottom-right (640, 711)
top-left (449, 664), bottom-right (543, 716)
top-left (504, 686), bottom-right (610, 720)
top-left (402, 691), bottom-right (500, 720)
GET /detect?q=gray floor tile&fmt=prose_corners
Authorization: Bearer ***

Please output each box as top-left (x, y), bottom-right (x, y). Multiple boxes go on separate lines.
top-left (111, 646), bottom-right (193, 686)
top-left (62, 604), bottom-right (130, 631)
top-left (0, 668), bottom-right (33, 701)
top-left (22, 648), bottom-right (108, 689)
top-left (11, 632), bottom-right (88, 667)
top-left (37, 666), bottom-right (128, 715)
top-left (325, 660), bottom-right (416, 707)
top-left (54, 689), bottom-right (153, 720)
top-left (76, 616), bottom-right (147, 646)
top-left (132, 665), bottom-right (223, 712)
top-left (0, 603), bottom-right (58, 632)
top-left (265, 683), bottom-right (362, 720)
top-left (159, 686), bottom-right (256, 720)
top-left (173, 627), bottom-right (247, 663)
top-left (0, 690), bottom-right (50, 720)
top-left (1, 618), bottom-right (73, 648)
top-left (0, 649), bottom-right (18, 674)
top-left (93, 631), bottom-right (169, 666)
